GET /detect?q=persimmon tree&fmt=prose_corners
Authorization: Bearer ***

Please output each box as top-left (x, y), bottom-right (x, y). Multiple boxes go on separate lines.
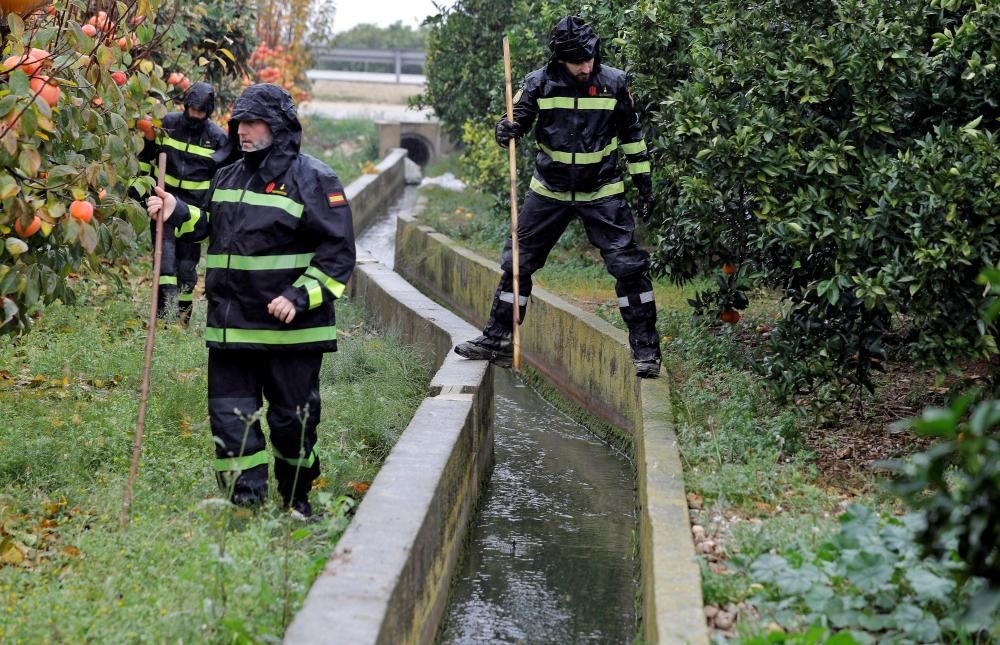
top-left (0, 0), bottom-right (248, 333)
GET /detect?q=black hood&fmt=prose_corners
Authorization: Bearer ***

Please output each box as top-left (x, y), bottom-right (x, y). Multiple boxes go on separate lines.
top-left (183, 82), bottom-right (216, 116)
top-left (220, 83), bottom-right (302, 182)
top-left (548, 16), bottom-right (601, 65)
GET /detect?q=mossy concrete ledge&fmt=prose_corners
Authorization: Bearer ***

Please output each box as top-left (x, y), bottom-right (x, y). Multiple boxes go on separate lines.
top-left (346, 147), bottom-right (407, 236)
top-left (283, 230), bottom-right (493, 639)
top-left (393, 213), bottom-right (708, 644)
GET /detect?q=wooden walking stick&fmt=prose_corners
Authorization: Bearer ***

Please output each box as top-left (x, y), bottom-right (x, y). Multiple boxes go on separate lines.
top-left (121, 152), bottom-right (168, 528)
top-left (502, 37), bottom-right (522, 373)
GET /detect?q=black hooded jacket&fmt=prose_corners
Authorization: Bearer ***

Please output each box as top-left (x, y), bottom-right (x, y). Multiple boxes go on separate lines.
top-left (504, 17), bottom-right (651, 202)
top-left (139, 82), bottom-right (229, 207)
top-left (168, 84), bottom-right (357, 352)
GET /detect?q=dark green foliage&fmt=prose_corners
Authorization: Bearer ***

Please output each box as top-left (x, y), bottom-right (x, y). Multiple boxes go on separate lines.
top-left (422, 0), bottom-right (1000, 400)
top-left (164, 1), bottom-right (257, 109)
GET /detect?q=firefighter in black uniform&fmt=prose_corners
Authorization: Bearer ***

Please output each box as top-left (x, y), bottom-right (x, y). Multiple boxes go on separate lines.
top-left (140, 82), bottom-right (228, 324)
top-left (454, 16), bottom-right (661, 378)
top-left (146, 84), bottom-right (356, 517)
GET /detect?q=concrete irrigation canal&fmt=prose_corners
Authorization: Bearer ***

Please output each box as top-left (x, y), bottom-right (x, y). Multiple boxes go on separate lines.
top-left (283, 151), bottom-right (707, 644)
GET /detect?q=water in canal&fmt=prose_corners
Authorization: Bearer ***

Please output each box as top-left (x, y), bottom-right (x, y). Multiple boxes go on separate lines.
top-left (358, 186), bottom-right (638, 644)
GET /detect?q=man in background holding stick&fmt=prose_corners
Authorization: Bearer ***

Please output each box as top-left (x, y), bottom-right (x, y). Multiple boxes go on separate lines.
top-left (454, 15), bottom-right (662, 378)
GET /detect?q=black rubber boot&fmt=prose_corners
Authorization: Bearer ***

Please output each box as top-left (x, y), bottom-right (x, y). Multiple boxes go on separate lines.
top-left (633, 355), bottom-right (661, 379)
top-left (454, 334), bottom-right (513, 368)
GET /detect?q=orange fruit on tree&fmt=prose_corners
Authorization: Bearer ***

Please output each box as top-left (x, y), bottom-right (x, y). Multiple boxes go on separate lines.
top-left (14, 215), bottom-right (41, 238)
top-left (166, 72), bottom-right (182, 85)
top-left (3, 47), bottom-right (49, 76)
top-left (177, 77), bottom-right (190, 91)
top-left (29, 75), bottom-right (60, 107)
top-left (136, 118), bottom-right (155, 140)
top-left (722, 263), bottom-right (737, 275)
top-left (111, 71), bottom-right (127, 86)
top-left (81, 23), bottom-right (98, 37)
top-left (69, 199), bottom-right (93, 223)
top-left (0, 0), bottom-right (50, 18)
top-left (720, 310), bottom-right (741, 324)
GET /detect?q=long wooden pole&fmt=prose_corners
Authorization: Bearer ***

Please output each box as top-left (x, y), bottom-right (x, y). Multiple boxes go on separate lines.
top-left (121, 152), bottom-right (168, 529)
top-left (502, 37), bottom-right (521, 373)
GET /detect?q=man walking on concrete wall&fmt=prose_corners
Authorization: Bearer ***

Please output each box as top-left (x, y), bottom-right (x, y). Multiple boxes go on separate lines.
top-left (454, 15), bottom-right (661, 378)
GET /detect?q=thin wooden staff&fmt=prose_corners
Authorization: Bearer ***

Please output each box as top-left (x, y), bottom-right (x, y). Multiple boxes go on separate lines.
top-left (502, 37), bottom-right (522, 373)
top-left (121, 152), bottom-right (168, 529)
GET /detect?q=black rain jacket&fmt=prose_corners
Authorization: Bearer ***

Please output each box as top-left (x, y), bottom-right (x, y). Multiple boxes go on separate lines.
top-left (139, 82), bottom-right (228, 207)
top-left (506, 60), bottom-right (652, 203)
top-left (168, 84), bottom-right (356, 352)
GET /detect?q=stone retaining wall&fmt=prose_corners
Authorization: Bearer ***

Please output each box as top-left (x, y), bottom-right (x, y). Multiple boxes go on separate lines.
top-left (347, 148), bottom-right (408, 235)
top-left (393, 213), bottom-right (708, 644)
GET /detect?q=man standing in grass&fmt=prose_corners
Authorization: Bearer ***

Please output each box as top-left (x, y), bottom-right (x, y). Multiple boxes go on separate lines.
top-left (453, 16), bottom-right (662, 378)
top-left (140, 82), bottom-right (228, 325)
top-left (147, 83), bottom-right (356, 517)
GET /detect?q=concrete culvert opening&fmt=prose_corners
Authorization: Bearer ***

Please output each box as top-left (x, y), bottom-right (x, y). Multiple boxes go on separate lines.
top-left (400, 133), bottom-right (432, 167)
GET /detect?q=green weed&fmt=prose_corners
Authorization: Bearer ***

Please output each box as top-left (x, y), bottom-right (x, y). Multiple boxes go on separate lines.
top-left (0, 275), bottom-right (429, 642)
top-left (299, 116), bottom-right (378, 185)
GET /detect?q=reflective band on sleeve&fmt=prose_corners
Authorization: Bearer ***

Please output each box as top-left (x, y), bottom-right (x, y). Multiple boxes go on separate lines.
top-left (176, 205), bottom-right (202, 237)
top-left (273, 447), bottom-right (317, 468)
top-left (294, 266), bottom-right (347, 299)
top-left (206, 326), bottom-right (337, 345)
top-left (539, 137), bottom-right (618, 165)
top-left (138, 161), bottom-right (152, 173)
top-left (628, 162), bottom-right (651, 174)
top-left (163, 174), bottom-right (212, 191)
top-left (618, 291), bottom-right (656, 308)
top-left (205, 253), bottom-right (315, 271)
top-left (305, 279), bottom-right (323, 309)
top-left (214, 450), bottom-right (270, 472)
top-left (620, 140), bottom-right (648, 155)
top-left (178, 293), bottom-right (194, 302)
top-left (499, 291), bottom-right (528, 305)
top-left (529, 177), bottom-right (625, 202)
top-left (537, 97), bottom-right (617, 110)
top-left (159, 275), bottom-right (178, 286)
top-left (212, 188), bottom-right (304, 219)
top-left (160, 135), bottom-right (216, 158)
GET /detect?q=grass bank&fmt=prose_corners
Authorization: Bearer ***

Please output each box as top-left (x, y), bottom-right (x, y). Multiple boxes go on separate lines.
top-left (0, 270), bottom-right (430, 642)
top-left (299, 116), bottom-right (379, 185)
top-left (415, 159), bottom-right (991, 642)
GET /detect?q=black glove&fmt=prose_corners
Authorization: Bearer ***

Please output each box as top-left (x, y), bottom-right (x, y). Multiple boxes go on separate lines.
top-left (633, 174), bottom-right (654, 221)
top-left (495, 118), bottom-right (519, 148)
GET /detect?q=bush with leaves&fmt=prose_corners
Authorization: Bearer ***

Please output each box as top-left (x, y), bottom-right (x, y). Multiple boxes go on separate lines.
top-left (746, 504), bottom-right (996, 641)
top-left (423, 0), bottom-right (1000, 401)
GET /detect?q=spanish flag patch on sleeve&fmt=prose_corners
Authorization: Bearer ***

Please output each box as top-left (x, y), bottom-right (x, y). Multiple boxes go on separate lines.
top-left (327, 192), bottom-right (346, 207)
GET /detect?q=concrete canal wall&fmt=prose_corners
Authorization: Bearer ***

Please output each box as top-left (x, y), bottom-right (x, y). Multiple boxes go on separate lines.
top-left (285, 155), bottom-right (494, 644)
top-left (394, 213), bottom-right (708, 644)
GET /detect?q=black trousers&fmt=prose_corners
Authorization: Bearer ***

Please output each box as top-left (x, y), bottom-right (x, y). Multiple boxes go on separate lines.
top-left (150, 223), bottom-right (200, 323)
top-left (207, 349), bottom-right (323, 504)
top-left (482, 190), bottom-right (660, 361)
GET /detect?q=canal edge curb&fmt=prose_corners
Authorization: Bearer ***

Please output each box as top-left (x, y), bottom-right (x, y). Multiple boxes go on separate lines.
top-left (393, 211), bottom-right (709, 644)
top-left (284, 155), bottom-right (494, 644)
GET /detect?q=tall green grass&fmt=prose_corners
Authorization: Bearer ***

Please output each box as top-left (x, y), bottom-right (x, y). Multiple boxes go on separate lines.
top-left (299, 116), bottom-right (379, 185)
top-left (0, 276), bottom-right (430, 642)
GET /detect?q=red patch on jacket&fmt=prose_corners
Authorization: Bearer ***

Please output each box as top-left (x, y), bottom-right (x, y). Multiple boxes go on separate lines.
top-left (265, 181), bottom-right (276, 194)
top-left (327, 192), bottom-right (346, 207)
top-left (588, 85), bottom-right (597, 97)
